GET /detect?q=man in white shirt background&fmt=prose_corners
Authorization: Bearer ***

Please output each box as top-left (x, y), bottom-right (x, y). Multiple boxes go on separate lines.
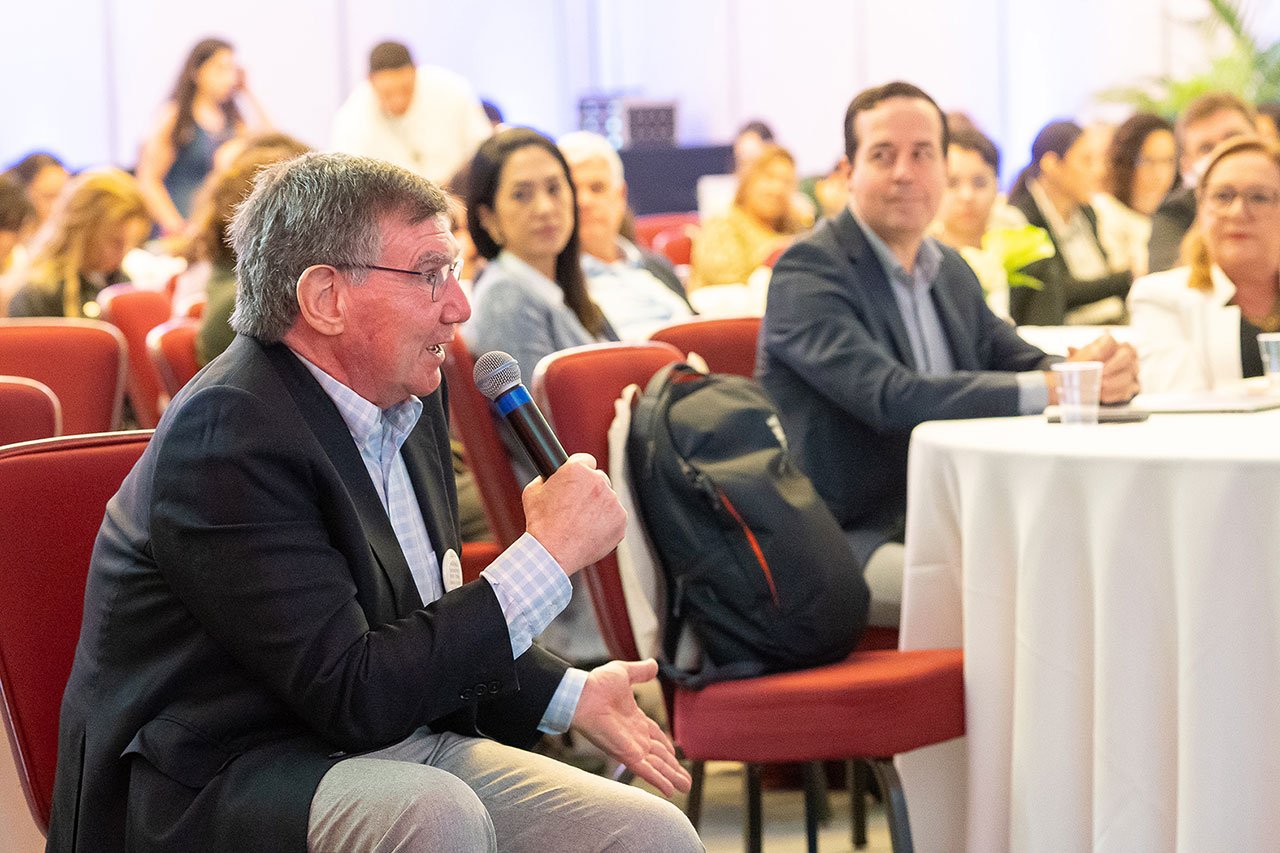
top-left (331, 41), bottom-right (492, 185)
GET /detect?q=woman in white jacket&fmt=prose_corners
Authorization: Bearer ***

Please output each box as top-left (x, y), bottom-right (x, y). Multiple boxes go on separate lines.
top-left (1128, 135), bottom-right (1280, 392)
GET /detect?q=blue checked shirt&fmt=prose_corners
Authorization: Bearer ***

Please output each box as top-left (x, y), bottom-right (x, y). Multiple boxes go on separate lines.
top-left (296, 353), bottom-right (586, 733)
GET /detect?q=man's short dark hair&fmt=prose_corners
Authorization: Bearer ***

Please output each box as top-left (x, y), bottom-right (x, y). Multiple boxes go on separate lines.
top-left (369, 41), bottom-right (413, 74)
top-left (844, 81), bottom-right (950, 162)
top-left (949, 127), bottom-right (1000, 175)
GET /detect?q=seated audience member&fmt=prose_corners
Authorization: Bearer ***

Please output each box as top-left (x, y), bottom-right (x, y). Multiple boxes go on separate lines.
top-left (1006, 120), bottom-right (1133, 325)
top-left (0, 176), bottom-right (36, 311)
top-left (4, 151), bottom-right (69, 231)
top-left (691, 143), bottom-right (810, 289)
top-left (189, 146), bottom-right (304, 365)
top-left (758, 82), bottom-right (1139, 626)
top-left (1148, 92), bottom-right (1256, 274)
top-left (932, 126), bottom-right (1041, 321)
top-left (1130, 135), bottom-right (1280, 392)
top-left (137, 38), bottom-right (268, 235)
top-left (8, 168), bottom-right (149, 318)
top-left (332, 40), bottom-right (492, 185)
top-left (466, 128), bottom-right (618, 664)
top-left (172, 132), bottom-right (311, 317)
top-left (46, 152), bottom-right (696, 852)
top-left (799, 159), bottom-right (852, 223)
top-left (557, 131), bottom-right (693, 340)
top-left (1092, 113), bottom-right (1177, 278)
top-left (445, 163), bottom-right (486, 287)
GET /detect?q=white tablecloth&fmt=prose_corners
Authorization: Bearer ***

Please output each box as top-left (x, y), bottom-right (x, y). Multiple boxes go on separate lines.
top-left (897, 410), bottom-right (1280, 853)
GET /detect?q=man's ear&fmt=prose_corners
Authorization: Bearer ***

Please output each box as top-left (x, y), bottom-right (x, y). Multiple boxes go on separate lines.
top-left (295, 264), bottom-right (345, 337)
top-left (840, 155), bottom-right (854, 189)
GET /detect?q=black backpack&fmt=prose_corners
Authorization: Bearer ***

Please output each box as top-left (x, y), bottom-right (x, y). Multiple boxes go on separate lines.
top-left (627, 362), bottom-right (870, 687)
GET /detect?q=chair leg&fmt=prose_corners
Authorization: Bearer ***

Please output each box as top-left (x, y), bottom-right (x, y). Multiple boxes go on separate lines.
top-left (801, 761), bottom-right (826, 852)
top-left (744, 762), bottom-right (763, 853)
top-left (850, 759), bottom-right (869, 849)
top-left (685, 760), bottom-right (706, 830)
top-left (870, 758), bottom-right (914, 853)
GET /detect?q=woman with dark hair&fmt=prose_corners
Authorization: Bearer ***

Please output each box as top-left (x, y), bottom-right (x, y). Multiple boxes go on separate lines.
top-left (1093, 113), bottom-right (1177, 277)
top-left (136, 38), bottom-right (267, 235)
top-left (467, 127), bottom-right (613, 387)
top-left (465, 127), bottom-right (615, 664)
top-left (1007, 119), bottom-right (1133, 325)
top-left (4, 151), bottom-right (68, 229)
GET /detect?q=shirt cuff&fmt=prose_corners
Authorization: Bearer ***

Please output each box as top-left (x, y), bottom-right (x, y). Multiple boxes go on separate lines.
top-left (538, 667), bottom-right (588, 734)
top-left (1016, 370), bottom-right (1051, 414)
top-left (482, 532), bottom-right (571, 659)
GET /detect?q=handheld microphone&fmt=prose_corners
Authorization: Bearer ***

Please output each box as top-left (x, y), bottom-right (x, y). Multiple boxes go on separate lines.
top-left (473, 351), bottom-right (568, 479)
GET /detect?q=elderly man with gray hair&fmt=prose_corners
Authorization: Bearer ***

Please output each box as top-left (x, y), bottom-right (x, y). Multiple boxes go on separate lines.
top-left (558, 131), bottom-right (694, 340)
top-left (47, 152), bottom-right (700, 853)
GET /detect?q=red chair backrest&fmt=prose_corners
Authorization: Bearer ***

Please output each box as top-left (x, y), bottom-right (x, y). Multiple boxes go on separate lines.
top-left (185, 300), bottom-right (206, 320)
top-left (146, 319), bottom-right (202, 399)
top-left (651, 227), bottom-right (694, 267)
top-left (0, 376), bottom-right (62, 445)
top-left (0, 431), bottom-right (152, 832)
top-left (533, 342), bottom-right (684, 661)
top-left (648, 316), bottom-right (762, 378)
top-left (441, 337), bottom-right (526, 547)
top-left (633, 212), bottom-right (699, 250)
top-left (0, 319), bottom-right (126, 435)
top-left (97, 284), bottom-right (173, 428)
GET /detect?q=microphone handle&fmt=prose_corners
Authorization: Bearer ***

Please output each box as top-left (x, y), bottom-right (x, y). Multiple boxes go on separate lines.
top-left (505, 403), bottom-right (569, 479)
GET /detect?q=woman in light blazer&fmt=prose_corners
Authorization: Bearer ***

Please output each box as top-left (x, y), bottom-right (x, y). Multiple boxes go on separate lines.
top-left (1129, 135), bottom-right (1280, 392)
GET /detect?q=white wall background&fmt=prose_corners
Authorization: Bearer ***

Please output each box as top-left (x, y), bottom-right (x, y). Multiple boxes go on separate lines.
top-left (0, 0), bottom-right (1272, 191)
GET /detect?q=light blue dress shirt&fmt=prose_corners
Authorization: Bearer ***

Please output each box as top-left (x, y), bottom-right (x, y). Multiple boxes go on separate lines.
top-left (295, 353), bottom-right (587, 733)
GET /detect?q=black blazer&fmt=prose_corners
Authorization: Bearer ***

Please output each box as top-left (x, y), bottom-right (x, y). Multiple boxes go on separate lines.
top-left (1146, 185), bottom-right (1197, 274)
top-left (757, 210), bottom-right (1054, 564)
top-left (47, 336), bottom-right (567, 852)
top-left (1006, 190), bottom-right (1133, 326)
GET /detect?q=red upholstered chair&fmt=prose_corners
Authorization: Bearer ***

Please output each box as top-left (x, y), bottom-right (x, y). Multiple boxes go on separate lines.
top-left (649, 316), bottom-right (763, 379)
top-left (651, 226), bottom-right (695, 267)
top-left (185, 300), bottom-right (206, 320)
top-left (440, 337), bottom-right (526, 547)
top-left (97, 284), bottom-right (173, 428)
top-left (535, 342), bottom-right (964, 853)
top-left (0, 430), bottom-right (152, 834)
top-left (633, 211), bottom-right (699, 250)
top-left (0, 318), bottom-right (127, 435)
top-left (0, 376), bottom-right (61, 445)
top-left (145, 318), bottom-right (202, 400)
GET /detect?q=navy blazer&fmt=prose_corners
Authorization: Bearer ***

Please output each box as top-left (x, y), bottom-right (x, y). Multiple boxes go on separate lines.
top-left (47, 335), bottom-right (567, 852)
top-left (757, 209), bottom-right (1054, 564)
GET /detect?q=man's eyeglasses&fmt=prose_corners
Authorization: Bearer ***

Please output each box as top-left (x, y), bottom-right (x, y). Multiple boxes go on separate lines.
top-left (332, 257), bottom-right (464, 301)
top-left (1201, 185), bottom-right (1280, 215)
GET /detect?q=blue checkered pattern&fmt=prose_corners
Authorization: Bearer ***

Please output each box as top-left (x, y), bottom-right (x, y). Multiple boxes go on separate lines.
top-left (296, 353), bottom-right (585, 732)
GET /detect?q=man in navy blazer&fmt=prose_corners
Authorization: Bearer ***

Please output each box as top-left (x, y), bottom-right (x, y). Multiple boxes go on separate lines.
top-left (758, 82), bottom-right (1139, 625)
top-left (47, 153), bottom-right (697, 852)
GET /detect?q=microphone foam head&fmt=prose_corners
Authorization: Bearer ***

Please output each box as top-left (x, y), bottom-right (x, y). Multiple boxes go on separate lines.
top-left (473, 351), bottom-right (522, 400)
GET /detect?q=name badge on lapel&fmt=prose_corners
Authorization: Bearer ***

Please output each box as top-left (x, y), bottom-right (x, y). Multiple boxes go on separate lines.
top-left (442, 548), bottom-right (464, 593)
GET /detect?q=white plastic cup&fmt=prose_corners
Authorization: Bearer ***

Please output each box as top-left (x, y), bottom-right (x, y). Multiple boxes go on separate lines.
top-left (1258, 333), bottom-right (1280, 390)
top-left (1052, 361), bottom-right (1103, 425)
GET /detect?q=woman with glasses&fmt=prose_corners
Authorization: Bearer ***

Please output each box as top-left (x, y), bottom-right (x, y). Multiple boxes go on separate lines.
top-left (1092, 113), bottom-right (1178, 279)
top-left (1129, 135), bottom-right (1280, 392)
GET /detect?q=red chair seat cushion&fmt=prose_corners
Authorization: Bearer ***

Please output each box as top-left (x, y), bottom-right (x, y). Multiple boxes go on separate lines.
top-left (672, 648), bottom-right (964, 763)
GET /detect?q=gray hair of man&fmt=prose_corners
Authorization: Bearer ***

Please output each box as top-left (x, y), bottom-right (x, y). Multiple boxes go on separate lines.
top-left (229, 152), bottom-right (450, 343)
top-left (557, 131), bottom-right (625, 186)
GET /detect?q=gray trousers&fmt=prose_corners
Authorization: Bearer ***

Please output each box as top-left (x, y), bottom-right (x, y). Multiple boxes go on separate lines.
top-left (307, 728), bottom-right (702, 852)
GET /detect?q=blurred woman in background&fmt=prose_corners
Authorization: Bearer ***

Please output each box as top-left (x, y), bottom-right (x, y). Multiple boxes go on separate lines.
top-left (6, 168), bottom-right (149, 318)
top-left (690, 143), bottom-right (809, 289)
top-left (1129, 135), bottom-right (1280, 392)
top-left (1093, 113), bottom-right (1177, 278)
top-left (1007, 120), bottom-right (1133, 325)
top-left (136, 38), bottom-right (268, 235)
top-left (4, 152), bottom-right (69, 231)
